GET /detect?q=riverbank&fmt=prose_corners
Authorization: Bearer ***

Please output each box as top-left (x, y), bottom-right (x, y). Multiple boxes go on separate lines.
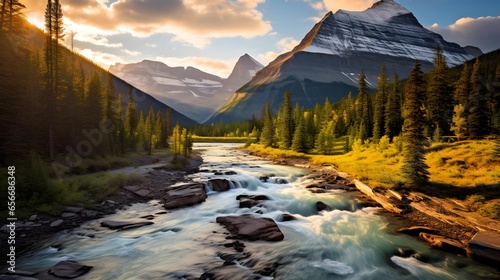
top-left (0, 152), bottom-right (203, 268)
top-left (244, 144), bottom-right (500, 267)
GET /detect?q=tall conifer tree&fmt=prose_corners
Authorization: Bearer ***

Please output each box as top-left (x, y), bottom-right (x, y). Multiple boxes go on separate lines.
top-left (401, 61), bottom-right (429, 187)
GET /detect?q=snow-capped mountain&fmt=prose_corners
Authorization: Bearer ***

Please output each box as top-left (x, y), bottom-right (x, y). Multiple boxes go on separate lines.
top-left (208, 0), bottom-right (481, 123)
top-left (109, 54), bottom-right (263, 123)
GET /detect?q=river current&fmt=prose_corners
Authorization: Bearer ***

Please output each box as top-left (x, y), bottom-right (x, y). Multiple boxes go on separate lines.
top-left (17, 143), bottom-right (500, 279)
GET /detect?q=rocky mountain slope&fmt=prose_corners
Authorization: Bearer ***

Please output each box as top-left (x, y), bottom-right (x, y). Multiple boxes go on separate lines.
top-left (110, 54), bottom-right (263, 123)
top-left (209, 0), bottom-right (481, 123)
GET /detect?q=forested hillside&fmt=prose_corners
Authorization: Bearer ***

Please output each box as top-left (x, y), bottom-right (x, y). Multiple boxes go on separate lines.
top-left (0, 1), bottom-right (195, 167)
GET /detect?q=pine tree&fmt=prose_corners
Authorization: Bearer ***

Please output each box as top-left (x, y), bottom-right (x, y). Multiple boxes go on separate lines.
top-left (291, 113), bottom-right (307, 152)
top-left (154, 109), bottom-right (164, 148)
top-left (171, 123), bottom-right (181, 161)
top-left (468, 58), bottom-right (489, 137)
top-left (454, 62), bottom-right (471, 107)
top-left (0, 0), bottom-right (25, 32)
top-left (145, 106), bottom-right (155, 155)
top-left (401, 61), bottom-right (430, 187)
top-left (260, 100), bottom-right (274, 147)
top-left (451, 104), bottom-right (467, 140)
top-left (385, 73), bottom-right (402, 140)
top-left (164, 107), bottom-right (172, 148)
top-left (116, 94), bottom-right (126, 154)
top-left (373, 65), bottom-right (388, 140)
top-left (427, 46), bottom-right (452, 134)
top-left (136, 111), bottom-right (145, 150)
top-left (356, 70), bottom-right (371, 140)
top-left (279, 91), bottom-right (294, 149)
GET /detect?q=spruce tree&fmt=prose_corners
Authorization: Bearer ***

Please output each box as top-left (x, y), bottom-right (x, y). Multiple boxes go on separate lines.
top-left (454, 62), bottom-right (471, 107)
top-left (385, 73), bottom-right (402, 140)
top-left (468, 58), bottom-right (489, 137)
top-left (401, 61), bottom-right (430, 187)
top-left (279, 91), bottom-right (294, 149)
top-left (427, 46), bottom-right (452, 134)
top-left (154, 109), bottom-right (164, 148)
top-left (260, 100), bottom-right (274, 147)
top-left (373, 65), bottom-right (388, 140)
top-left (291, 113), bottom-right (307, 152)
top-left (356, 70), bottom-right (371, 140)
top-left (145, 106), bottom-right (155, 155)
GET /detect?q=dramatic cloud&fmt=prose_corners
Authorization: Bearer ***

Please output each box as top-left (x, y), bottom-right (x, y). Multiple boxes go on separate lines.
top-left (429, 16), bottom-right (500, 54)
top-left (155, 56), bottom-right (236, 78)
top-left (76, 48), bottom-right (127, 68)
top-left (322, 0), bottom-right (376, 12)
top-left (22, 0), bottom-right (272, 48)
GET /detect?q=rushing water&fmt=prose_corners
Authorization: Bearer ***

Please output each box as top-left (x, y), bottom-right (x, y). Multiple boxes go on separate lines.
top-left (17, 143), bottom-right (500, 279)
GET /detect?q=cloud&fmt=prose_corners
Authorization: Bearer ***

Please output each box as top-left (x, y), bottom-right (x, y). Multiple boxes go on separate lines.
top-left (76, 48), bottom-right (126, 68)
top-left (428, 16), bottom-right (500, 54)
top-left (258, 36), bottom-right (300, 64)
top-left (155, 56), bottom-right (236, 78)
top-left (122, 49), bottom-right (141, 56)
top-left (22, 0), bottom-right (272, 48)
top-left (322, 0), bottom-right (376, 12)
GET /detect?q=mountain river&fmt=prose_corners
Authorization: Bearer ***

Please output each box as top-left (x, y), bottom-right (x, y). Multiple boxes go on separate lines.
top-left (17, 143), bottom-right (500, 279)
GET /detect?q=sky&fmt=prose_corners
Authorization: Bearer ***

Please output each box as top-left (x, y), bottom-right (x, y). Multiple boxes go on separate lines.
top-left (22, 0), bottom-right (500, 78)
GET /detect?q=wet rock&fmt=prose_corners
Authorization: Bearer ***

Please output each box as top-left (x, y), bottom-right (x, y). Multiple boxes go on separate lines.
top-left (236, 194), bottom-right (270, 201)
top-left (162, 183), bottom-right (207, 209)
top-left (50, 219), bottom-right (63, 227)
top-left (224, 241), bottom-right (246, 252)
top-left (394, 248), bottom-right (416, 258)
top-left (236, 194), bottom-right (270, 208)
top-left (280, 214), bottom-right (297, 222)
top-left (81, 210), bottom-right (99, 218)
top-left (209, 179), bottom-right (231, 192)
top-left (419, 233), bottom-right (467, 255)
top-left (140, 215), bottom-right (155, 220)
top-left (259, 175), bottom-right (269, 182)
top-left (225, 171), bottom-right (237, 175)
top-left (48, 261), bottom-right (92, 278)
top-left (397, 226), bottom-right (438, 236)
top-left (214, 172), bottom-right (224, 175)
top-left (28, 215), bottom-right (38, 221)
top-left (316, 201), bottom-right (332, 212)
top-left (216, 216), bottom-right (284, 241)
top-left (101, 220), bottom-right (154, 230)
top-left (0, 270), bottom-right (38, 277)
top-left (468, 231), bottom-right (500, 266)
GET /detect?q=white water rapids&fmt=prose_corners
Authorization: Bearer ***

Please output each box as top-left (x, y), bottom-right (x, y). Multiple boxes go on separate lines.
top-left (17, 143), bottom-right (500, 279)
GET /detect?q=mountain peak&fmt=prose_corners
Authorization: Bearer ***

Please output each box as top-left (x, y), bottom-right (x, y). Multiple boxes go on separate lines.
top-left (335, 0), bottom-right (411, 23)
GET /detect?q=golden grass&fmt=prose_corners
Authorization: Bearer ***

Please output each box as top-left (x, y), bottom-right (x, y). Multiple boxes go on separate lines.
top-left (425, 140), bottom-right (500, 187)
top-left (247, 140), bottom-right (500, 190)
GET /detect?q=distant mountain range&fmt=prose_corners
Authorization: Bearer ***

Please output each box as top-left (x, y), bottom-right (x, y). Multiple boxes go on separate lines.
top-left (208, 0), bottom-right (482, 123)
top-left (109, 54), bottom-right (263, 123)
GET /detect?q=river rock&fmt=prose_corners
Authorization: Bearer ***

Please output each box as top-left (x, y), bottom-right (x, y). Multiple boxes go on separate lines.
top-left (0, 275), bottom-right (38, 280)
top-left (216, 216), bottom-right (284, 241)
top-left (316, 201), bottom-right (332, 212)
top-left (101, 220), bottom-right (154, 230)
top-left (236, 194), bottom-right (270, 208)
top-left (65, 206), bottom-right (84, 213)
top-left (419, 233), bottom-right (467, 255)
top-left (122, 185), bottom-right (151, 198)
top-left (48, 261), bottom-right (92, 278)
top-left (397, 226), bottom-right (438, 236)
top-left (224, 171), bottom-right (237, 175)
top-left (162, 183), bottom-right (207, 209)
top-left (28, 215), bottom-right (38, 221)
top-left (209, 179), bottom-right (231, 192)
top-left (50, 219), bottom-right (63, 227)
top-left (61, 212), bottom-right (77, 218)
top-left (468, 231), bottom-right (500, 266)
top-left (279, 214), bottom-right (297, 222)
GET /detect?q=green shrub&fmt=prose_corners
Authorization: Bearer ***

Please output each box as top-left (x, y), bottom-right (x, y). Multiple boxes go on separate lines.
top-left (478, 201), bottom-right (500, 219)
top-left (466, 194), bottom-right (486, 211)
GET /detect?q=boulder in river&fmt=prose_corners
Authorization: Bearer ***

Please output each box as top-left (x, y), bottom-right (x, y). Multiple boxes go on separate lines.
top-left (48, 261), bottom-right (93, 278)
top-left (216, 216), bottom-right (284, 241)
top-left (162, 183), bottom-right (207, 209)
top-left (236, 194), bottom-right (270, 208)
top-left (468, 231), bottom-right (500, 266)
top-left (209, 179), bottom-right (231, 192)
top-left (419, 233), bottom-right (467, 255)
top-left (316, 201), bottom-right (332, 212)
